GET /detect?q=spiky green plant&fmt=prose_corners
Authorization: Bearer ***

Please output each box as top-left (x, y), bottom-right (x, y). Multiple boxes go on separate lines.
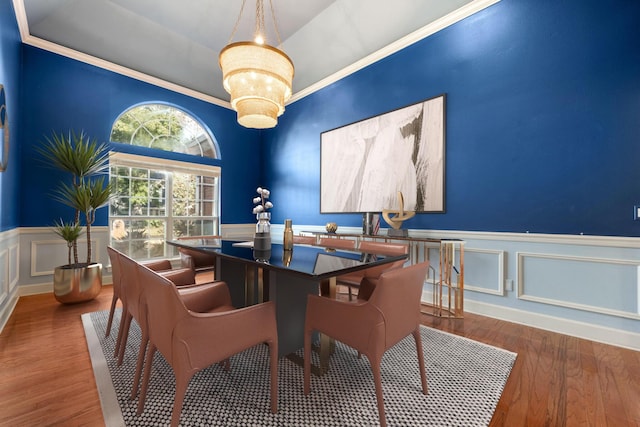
top-left (38, 130), bottom-right (112, 266)
top-left (52, 219), bottom-right (84, 266)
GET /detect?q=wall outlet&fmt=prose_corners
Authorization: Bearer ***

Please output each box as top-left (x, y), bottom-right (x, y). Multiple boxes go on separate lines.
top-left (635, 206), bottom-right (640, 220)
top-left (505, 279), bottom-right (514, 292)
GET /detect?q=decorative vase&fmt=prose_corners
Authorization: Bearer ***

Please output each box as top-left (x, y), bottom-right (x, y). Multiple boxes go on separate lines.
top-left (53, 263), bottom-right (102, 304)
top-left (254, 212), bottom-right (272, 251)
top-left (283, 219), bottom-right (293, 251)
top-left (326, 222), bottom-right (338, 233)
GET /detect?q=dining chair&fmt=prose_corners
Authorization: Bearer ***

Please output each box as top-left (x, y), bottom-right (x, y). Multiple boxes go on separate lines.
top-left (178, 246), bottom-right (217, 275)
top-left (293, 234), bottom-right (316, 245)
top-left (336, 241), bottom-right (409, 301)
top-left (317, 237), bottom-right (356, 250)
top-left (108, 247), bottom-right (235, 400)
top-left (304, 261), bottom-right (430, 427)
top-left (105, 253), bottom-right (178, 337)
top-left (136, 262), bottom-right (279, 427)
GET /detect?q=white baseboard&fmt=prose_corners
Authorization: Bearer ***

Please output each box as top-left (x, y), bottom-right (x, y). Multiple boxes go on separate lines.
top-left (0, 292), bottom-right (19, 334)
top-left (464, 299), bottom-right (640, 352)
top-left (19, 282), bottom-right (53, 296)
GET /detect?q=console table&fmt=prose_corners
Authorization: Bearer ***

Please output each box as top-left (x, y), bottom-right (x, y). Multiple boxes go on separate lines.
top-left (301, 231), bottom-right (465, 318)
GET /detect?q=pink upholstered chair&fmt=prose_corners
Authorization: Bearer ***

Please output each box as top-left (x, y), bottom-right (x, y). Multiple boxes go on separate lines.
top-left (293, 234), bottom-right (316, 245)
top-left (304, 261), bottom-right (430, 427)
top-left (336, 241), bottom-right (409, 300)
top-left (136, 262), bottom-right (279, 427)
top-left (105, 254), bottom-right (183, 337)
top-left (108, 247), bottom-right (235, 402)
top-left (317, 237), bottom-right (356, 250)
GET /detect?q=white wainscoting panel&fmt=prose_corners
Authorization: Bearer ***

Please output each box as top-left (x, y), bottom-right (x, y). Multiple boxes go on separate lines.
top-left (0, 249), bottom-right (7, 306)
top-left (463, 248), bottom-right (505, 296)
top-left (517, 252), bottom-right (640, 320)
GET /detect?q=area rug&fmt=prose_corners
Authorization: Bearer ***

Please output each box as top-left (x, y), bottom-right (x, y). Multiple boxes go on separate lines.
top-left (82, 309), bottom-right (516, 426)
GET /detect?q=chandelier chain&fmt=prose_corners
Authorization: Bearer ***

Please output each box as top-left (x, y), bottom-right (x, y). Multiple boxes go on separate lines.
top-left (227, 0), bottom-right (247, 44)
top-left (255, 0), bottom-right (265, 40)
top-left (268, 0), bottom-right (283, 47)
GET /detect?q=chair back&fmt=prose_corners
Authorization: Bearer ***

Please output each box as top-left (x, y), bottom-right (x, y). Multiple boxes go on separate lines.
top-left (118, 250), bottom-right (147, 324)
top-left (137, 263), bottom-right (190, 363)
top-left (106, 247), bottom-right (122, 297)
top-left (358, 241), bottom-right (408, 279)
top-left (293, 235), bottom-right (316, 245)
top-left (318, 237), bottom-right (356, 250)
top-left (367, 261), bottom-right (430, 348)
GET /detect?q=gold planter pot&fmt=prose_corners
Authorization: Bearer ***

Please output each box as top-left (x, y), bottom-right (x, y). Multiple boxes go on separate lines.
top-left (53, 263), bottom-right (102, 304)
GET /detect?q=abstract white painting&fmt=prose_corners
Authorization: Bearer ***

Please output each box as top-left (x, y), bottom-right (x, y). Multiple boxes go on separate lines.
top-left (321, 94), bottom-right (445, 213)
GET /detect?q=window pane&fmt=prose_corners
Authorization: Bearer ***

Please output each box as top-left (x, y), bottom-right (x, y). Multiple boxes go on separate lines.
top-left (110, 103), bottom-right (217, 158)
top-left (110, 102), bottom-right (220, 262)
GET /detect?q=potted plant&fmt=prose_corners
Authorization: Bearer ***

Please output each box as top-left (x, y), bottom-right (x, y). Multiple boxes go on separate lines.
top-left (38, 130), bottom-right (112, 303)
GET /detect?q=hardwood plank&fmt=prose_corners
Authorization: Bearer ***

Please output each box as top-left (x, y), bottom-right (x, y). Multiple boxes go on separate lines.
top-left (1, 286), bottom-right (639, 426)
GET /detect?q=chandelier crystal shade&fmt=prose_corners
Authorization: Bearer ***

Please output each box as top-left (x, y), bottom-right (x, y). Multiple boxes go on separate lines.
top-left (219, 1), bottom-right (294, 129)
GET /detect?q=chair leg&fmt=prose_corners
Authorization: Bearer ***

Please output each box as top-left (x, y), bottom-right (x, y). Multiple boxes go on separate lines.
top-left (171, 372), bottom-right (193, 427)
top-left (117, 312), bottom-right (132, 366)
top-left (105, 294), bottom-right (118, 337)
top-left (268, 339), bottom-right (279, 413)
top-left (131, 333), bottom-right (148, 400)
top-left (370, 357), bottom-right (387, 427)
top-left (113, 307), bottom-right (127, 358)
top-left (137, 344), bottom-right (156, 415)
top-left (413, 328), bottom-right (428, 395)
top-left (303, 327), bottom-right (312, 394)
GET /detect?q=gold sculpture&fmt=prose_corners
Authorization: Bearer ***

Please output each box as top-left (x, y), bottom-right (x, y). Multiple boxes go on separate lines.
top-left (382, 192), bottom-right (415, 234)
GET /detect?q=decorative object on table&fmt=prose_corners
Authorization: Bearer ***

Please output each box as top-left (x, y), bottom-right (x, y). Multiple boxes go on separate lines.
top-left (283, 219), bottom-right (293, 251)
top-left (320, 94), bottom-right (446, 214)
top-left (382, 192), bottom-right (415, 237)
top-left (253, 187), bottom-right (273, 251)
top-left (362, 213), bottom-right (380, 236)
top-left (282, 249), bottom-right (292, 267)
top-left (37, 130), bottom-right (113, 303)
top-left (0, 84), bottom-right (9, 172)
top-left (218, 0), bottom-right (294, 129)
top-left (325, 222), bottom-right (338, 233)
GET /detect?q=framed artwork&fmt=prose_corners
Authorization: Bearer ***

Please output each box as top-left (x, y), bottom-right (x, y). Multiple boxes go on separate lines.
top-left (0, 84), bottom-right (8, 172)
top-left (320, 94), bottom-right (446, 213)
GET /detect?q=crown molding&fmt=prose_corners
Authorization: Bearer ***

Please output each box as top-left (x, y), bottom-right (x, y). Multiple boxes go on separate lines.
top-left (12, 0), bottom-right (500, 110)
top-left (289, 0), bottom-right (501, 103)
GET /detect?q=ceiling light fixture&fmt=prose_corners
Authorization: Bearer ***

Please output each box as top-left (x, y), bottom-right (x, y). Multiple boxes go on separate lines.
top-left (219, 0), bottom-right (294, 129)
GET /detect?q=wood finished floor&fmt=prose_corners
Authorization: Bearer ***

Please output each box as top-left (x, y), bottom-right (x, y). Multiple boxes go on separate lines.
top-left (1, 285), bottom-right (639, 427)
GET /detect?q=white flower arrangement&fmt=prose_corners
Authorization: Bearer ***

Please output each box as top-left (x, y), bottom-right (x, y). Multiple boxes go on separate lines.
top-left (252, 187), bottom-right (273, 215)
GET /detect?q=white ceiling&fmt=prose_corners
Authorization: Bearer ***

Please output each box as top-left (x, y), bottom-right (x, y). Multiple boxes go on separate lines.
top-left (13, 0), bottom-right (499, 107)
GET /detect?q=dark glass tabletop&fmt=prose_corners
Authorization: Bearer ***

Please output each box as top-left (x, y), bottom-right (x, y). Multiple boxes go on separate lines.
top-left (168, 238), bottom-right (407, 280)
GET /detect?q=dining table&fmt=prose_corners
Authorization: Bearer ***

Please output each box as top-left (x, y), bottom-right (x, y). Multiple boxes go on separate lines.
top-left (168, 237), bottom-right (408, 373)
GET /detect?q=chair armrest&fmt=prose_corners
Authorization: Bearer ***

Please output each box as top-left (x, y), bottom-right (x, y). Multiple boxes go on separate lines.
top-left (305, 295), bottom-right (383, 352)
top-left (159, 268), bottom-right (196, 286)
top-left (173, 301), bottom-right (278, 369)
top-left (178, 281), bottom-right (233, 312)
top-left (142, 259), bottom-right (173, 271)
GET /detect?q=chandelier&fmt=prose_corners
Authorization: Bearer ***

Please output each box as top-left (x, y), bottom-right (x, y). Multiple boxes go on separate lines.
top-left (219, 0), bottom-right (294, 129)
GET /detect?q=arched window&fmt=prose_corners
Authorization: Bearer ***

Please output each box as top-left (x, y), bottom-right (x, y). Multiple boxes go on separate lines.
top-left (110, 103), bottom-right (218, 158)
top-left (109, 103), bottom-right (220, 260)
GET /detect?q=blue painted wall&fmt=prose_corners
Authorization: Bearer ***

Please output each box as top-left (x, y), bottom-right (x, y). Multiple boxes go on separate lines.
top-left (19, 45), bottom-right (263, 227)
top-left (265, 0), bottom-right (640, 237)
top-left (6, 0), bottom-right (640, 238)
top-left (0, 0), bottom-right (21, 231)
